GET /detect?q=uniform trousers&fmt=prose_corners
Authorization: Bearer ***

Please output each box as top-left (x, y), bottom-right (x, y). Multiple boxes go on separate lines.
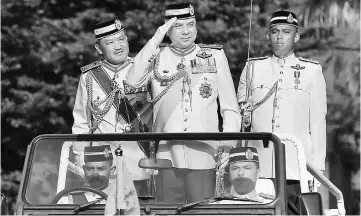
top-left (155, 168), bottom-right (215, 203)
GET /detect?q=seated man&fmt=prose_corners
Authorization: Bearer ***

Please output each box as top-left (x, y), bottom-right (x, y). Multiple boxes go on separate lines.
top-left (58, 145), bottom-right (137, 206)
top-left (214, 147), bottom-right (274, 204)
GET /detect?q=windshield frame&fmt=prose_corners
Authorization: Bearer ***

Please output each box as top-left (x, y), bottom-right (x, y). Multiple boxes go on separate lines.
top-left (18, 132), bottom-right (287, 215)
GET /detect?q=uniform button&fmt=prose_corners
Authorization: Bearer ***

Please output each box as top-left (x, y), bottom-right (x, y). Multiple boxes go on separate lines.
top-left (281, 65), bottom-right (284, 68)
top-left (276, 116), bottom-right (280, 118)
top-left (280, 71), bottom-right (283, 74)
top-left (184, 128), bottom-right (187, 131)
top-left (276, 124), bottom-right (280, 128)
top-left (279, 79), bottom-right (282, 82)
top-left (184, 118), bottom-right (187, 122)
top-left (204, 77), bottom-right (208, 81)
top-left (277, 106), bottom-right (280, 109)
top-left (278, 87), bottom-right (281, 91)
top-left (185, 99), bottom-right (188, 102)
top-left (185, 108), bottom-right (188, 112)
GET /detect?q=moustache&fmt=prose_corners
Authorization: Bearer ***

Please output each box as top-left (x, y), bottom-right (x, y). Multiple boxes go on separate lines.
top-left (86, 175), bottom-right (109, 190)
top-left (232, 177), bottom-right (256, 195)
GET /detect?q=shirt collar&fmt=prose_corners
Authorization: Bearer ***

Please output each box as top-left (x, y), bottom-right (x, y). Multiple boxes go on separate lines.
top-left (229, 186), bottom-right (263, 202)
top-left (271, 53), bottom-right (297, 65)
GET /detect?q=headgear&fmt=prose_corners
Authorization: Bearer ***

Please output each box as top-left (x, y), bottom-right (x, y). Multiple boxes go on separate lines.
top-left (93, 17), bottom-right (124, 40)
top-left (84, 145), bottom-right (113, 162)
top-left (164, 1), bottom-right (195, 20)
top-left (269, 10), bottom-right (298, 29)
top-left (228, 147), bottom-right (259, 164)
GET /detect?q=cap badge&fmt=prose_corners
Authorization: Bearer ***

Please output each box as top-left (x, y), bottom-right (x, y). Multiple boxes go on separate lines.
top-left (245, 148), bottom-right (254, 160)
top-left (103, 148), bottom-right (110, 158)
top-left (287, 13), bottom-right (294, 23)
top-left (115, 19), bottom-right (122, 30)
top-left (189, 4), bottom-right (194, 15)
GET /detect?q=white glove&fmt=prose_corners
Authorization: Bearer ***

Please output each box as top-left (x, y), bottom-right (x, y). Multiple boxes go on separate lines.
top-left (152, 17), bottom-right (177, 46)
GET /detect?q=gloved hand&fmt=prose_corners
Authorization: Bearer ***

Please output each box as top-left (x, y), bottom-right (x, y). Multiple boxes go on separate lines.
top-left (152, 17), bottom-right (177, 46)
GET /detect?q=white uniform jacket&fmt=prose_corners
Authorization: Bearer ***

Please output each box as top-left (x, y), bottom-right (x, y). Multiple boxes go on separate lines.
top-left (126, 39), bottom-right (241, 169)
top-left (237, 54), bottom-right (327, 179)
top-left (72, 58), bottom-right (151, 180)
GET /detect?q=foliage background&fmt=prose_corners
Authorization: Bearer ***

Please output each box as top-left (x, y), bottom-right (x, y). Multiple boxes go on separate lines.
top-left (1, 0), bottom-right (360, 214)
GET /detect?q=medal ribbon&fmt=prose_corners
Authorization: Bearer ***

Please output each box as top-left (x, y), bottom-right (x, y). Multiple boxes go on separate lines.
top-left (169, 43), bottom-right (196, 57)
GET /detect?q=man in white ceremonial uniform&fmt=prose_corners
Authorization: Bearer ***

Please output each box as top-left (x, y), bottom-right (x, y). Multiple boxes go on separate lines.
top-left (237, 10), bottom-right (327, 206)
top-left (72, 17), bottom-right (154, 194)
top-left (126, 1), bottom-right (241, 203)
top-left (213, 147), bottom-right (274, 204)
top-left (58, 145), bottom-right (140, 215)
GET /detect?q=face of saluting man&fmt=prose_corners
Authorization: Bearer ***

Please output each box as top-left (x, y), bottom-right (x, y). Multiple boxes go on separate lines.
top-left (167, 17), bottom-right (197, 49)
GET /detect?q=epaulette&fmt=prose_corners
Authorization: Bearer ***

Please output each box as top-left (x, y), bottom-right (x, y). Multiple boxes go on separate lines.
top-left (298, 57), bottom-right (320, 65)
top-left (247, 56), bottom-right (269, 61)
top-left (80, 61), bottom-right (102, 73)
top-left (159, 43), bottom-right (170, 47)
top-left (198, 43), bottom-right (223, 50)
top-left (259, 192), bottom-right (275, 200)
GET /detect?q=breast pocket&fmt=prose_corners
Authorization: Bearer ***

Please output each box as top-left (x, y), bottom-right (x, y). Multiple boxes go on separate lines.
top-left (282, 88), bottom-right (308, 103)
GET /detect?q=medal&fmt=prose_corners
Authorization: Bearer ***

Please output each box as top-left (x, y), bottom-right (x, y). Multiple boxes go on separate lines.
top-left (294, 71), bottom-right (300, 85)
top-left (199, 82), bottom-right (212, 98)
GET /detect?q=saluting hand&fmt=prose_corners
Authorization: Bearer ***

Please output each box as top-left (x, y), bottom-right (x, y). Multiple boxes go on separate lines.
top-left (153, 17), bottom-right (177, 46)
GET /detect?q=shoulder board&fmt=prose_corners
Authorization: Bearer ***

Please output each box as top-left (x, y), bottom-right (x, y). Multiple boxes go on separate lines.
top-left (198, 43), bottom-right (223, 50)
top-left (80, 61), bottom-right (101, 73)
top-left (159, 43), bottom-right (170, 47)
top-left (298, 57), bottom-right (320, 65)
top-left (259, 192), bottom-right (275, 200)
top-left (247, 56), bottom-right (269, 61)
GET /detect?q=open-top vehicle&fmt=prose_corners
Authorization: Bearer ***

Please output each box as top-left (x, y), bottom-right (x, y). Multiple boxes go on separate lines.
top-left (11, 132), bottom-right (344, 215)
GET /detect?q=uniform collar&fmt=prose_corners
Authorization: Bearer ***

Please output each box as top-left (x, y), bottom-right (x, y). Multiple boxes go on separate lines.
top-left (229, 186), bottom-right (263, 202)
top-left (271, 53), bottom-right (297, 65)
top-left (102, 57), bottom-right (131, 73)
top-left (169, 43), bottom-right (196, 57)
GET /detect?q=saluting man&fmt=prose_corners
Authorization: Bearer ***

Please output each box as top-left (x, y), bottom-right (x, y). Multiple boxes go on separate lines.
top-left (126, 1), bottom-right (241, 203)
top-left (237, 10), bottom-right (327, 203)
top-left (72, 17), bottom-right (154, 193)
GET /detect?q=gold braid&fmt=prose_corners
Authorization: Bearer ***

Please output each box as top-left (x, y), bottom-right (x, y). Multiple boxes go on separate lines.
top-left (85, 72), bottom-right (122, 133)
top-left (147, 55), bottom-right (188, 104)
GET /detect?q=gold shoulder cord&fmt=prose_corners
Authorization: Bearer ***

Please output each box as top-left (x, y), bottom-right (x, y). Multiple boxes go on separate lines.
top-left (85, 72), bottom-right (120, 133)
top-left (147, 55), bottom-right (188, 104)
top-left (215, 148), bottom-right (225, 197)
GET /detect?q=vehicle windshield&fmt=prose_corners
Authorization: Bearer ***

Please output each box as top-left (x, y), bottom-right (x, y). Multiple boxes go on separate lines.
top-left (24, 133), bottom-right (284, 207)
